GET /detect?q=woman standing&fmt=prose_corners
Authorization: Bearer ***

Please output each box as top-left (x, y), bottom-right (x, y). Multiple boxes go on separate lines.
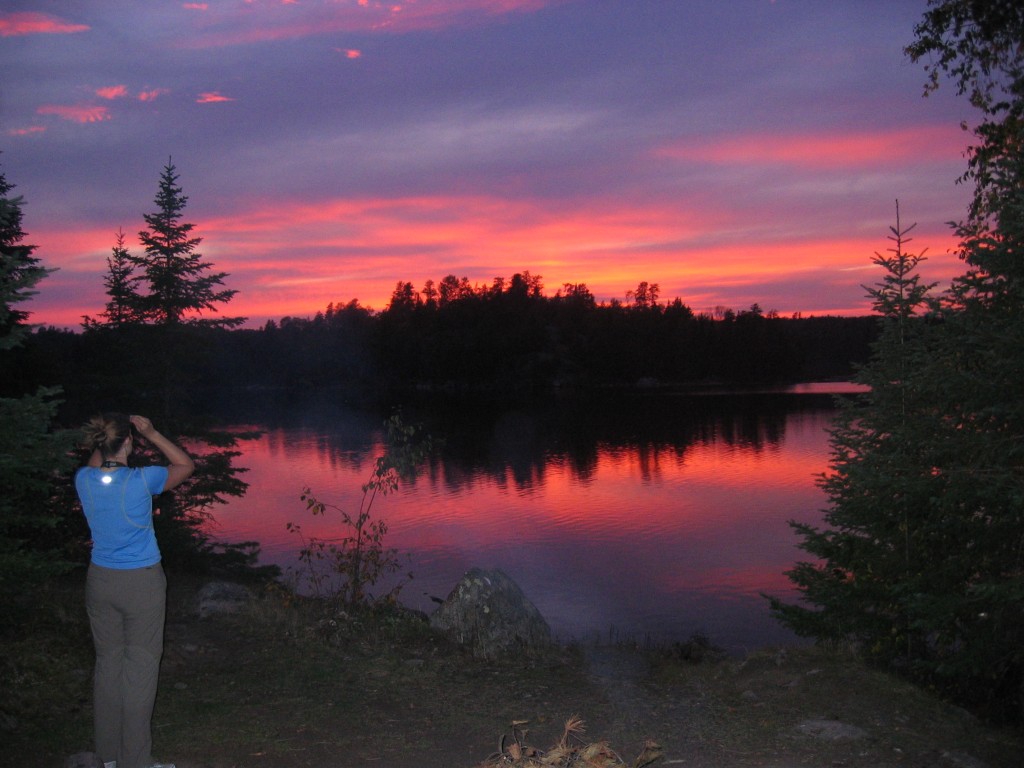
top-left (75, 413), bottom-right (194, 768)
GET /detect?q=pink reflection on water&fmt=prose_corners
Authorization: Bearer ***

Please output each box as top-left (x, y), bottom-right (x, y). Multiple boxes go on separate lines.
top-left (211, 404), bottom-right (834, 651)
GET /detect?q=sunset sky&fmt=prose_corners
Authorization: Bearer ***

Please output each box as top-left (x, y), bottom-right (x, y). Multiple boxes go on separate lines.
top-left (2, 0), bottom-right (976, 329)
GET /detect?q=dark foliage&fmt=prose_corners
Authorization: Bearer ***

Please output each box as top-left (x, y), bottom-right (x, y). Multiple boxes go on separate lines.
top-left (0, 164), bottom-right (50, 348)
top-left (67, 162), bottom-right (261, 578)
top-left (774, 1), bottom-right (1024, 723)
top-left (10, 287), bottom-right (877, 407)
top-left (0, 164), bottom-right (78, 608)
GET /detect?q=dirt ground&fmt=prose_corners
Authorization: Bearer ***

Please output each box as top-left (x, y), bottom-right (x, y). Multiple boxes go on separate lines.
top-left (9, 578), bottom-right (1023, 768)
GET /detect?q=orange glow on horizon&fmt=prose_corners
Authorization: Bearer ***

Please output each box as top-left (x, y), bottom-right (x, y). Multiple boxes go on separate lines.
top-left (22, 186), bottom-right (968, 328)
top-left (198, 193), bottom-right (964, 320)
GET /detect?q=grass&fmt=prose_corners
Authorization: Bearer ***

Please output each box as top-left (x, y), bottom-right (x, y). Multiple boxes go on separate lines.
top-left (4, 573), bottom-right (1022, 768)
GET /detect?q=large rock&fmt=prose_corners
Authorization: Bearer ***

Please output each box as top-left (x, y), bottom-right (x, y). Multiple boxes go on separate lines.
top-left (196, 580), bottom-right (254, 619)
top-left (430, 568), bottom-right (552, 658)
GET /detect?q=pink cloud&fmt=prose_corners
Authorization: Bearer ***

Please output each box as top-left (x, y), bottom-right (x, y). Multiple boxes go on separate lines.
top-left (36, 104), bottom-right (111, 123)
top-left (196, 91), bottom-right (235, 103)
top-left (7, 125), bottom-right (47, 136)
top-left (139, 88), bottom-right (169, 102)
top-left (96, 85), bottom-right (129, 100)
top-left (0, 11), bottom-right (89, 36)
top-left (658, 125), bottom-right (965, 170)
top-left (338, 48), bottom-right (362, 59)
top-left (183, 2), bottom-right (209, 9)
top-left (172, 0), bottom-right (555, 48)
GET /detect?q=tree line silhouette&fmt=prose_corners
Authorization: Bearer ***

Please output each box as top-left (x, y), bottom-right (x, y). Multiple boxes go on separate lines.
top-left (264, 280), bottom-right (876, 398)
top-left (3, 159), bottom-right (878, 406)
top-left (8, 277), bottom-right (878, 406)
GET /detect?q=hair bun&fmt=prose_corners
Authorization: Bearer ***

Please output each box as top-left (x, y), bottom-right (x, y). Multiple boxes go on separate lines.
top-left (81, 413), bottom-right (130, 455)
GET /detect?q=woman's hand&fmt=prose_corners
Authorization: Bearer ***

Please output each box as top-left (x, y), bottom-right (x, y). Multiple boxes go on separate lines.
top-left (129, 414), bottom-right (195, 490)
top-left (130, 415), bottom-right (156, 438)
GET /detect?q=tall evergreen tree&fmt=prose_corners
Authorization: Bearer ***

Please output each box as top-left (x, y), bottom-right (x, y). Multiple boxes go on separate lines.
top-left (0, 165), bottom-right (77, 601)
top-left (134, 159), bottom-right (242, 328)
top-left (770, 211), bottom-right (941, 660)
top-left (774, 1), bottom-right (1024, 720)
top-left (82, 228), bottom-right (144, 328)
top-left (0, 167), bottom-right (51, 348)
top-left (76, 161), bottom-right (258, 574)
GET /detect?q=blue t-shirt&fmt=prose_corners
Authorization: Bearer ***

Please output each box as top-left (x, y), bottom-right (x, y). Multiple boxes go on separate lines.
top-left (76, 465), bottom-right (169, 569)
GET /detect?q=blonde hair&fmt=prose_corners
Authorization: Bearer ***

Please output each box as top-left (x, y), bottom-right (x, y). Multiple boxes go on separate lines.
top-left (81, 412), bottom-right (131, 459)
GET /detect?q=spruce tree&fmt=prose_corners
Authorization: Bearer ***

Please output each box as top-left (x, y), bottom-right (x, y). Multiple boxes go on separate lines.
top-left (0, 168), bottom-right (50, 348)
top-left (82, 228), bottom-right (145, 328)
top-left (134, 159), bottom-right (242, 328)
top-left (0, 166), bottom-right (76, 600)
top-left (770, 210), bottom-right (940, 662)
top-left (78, 161), bottom-right (258, 574)
top-left (774, 1), bottom-right (1024, 720)
top-left (133, 161), bottom-right (251, 569)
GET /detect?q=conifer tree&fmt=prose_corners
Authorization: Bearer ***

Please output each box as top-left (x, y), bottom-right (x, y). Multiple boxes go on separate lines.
top-left (770, 210), bottom-right (940, 659)
top-left (82, 228), bottom-right (144, 328)
top-left (131, 161), bottom-right (251, 569)
top-left (0, 167), bottom-right (50, 348)
top-left (134, 159), bottom-right (242, 328)
top-left (78, 161), bottom-right (257, 573)
top-left (774, 1), bottom-right (1024, 720)
top-left (0, 166), bottom-right (76, 599)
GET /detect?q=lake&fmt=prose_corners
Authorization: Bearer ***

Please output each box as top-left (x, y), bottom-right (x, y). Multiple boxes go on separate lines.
top-left (207, 383), bottom-right (863, 654)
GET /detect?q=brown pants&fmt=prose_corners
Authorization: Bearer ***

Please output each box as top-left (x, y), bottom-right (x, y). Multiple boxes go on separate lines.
top-left (85, 563), bottom-right (167, 768)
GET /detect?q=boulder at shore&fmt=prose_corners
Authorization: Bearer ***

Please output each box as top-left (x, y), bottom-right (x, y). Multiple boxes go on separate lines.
top-left (430, 568), bottom-right (552, 659)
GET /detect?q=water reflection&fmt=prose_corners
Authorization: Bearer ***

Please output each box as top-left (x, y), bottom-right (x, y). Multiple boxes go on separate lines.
top-left (211, 389), bottom-right (851, 653)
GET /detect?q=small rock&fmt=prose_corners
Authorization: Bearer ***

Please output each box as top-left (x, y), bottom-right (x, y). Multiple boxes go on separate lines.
top-left (940, 750), bottom-right (991, 768)
top-left (65, 752), bottom-right (102, 768)
top-left (795, 718), bottom-right (868, 741)
top-left (196, 580), bottom-right (253, 619)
